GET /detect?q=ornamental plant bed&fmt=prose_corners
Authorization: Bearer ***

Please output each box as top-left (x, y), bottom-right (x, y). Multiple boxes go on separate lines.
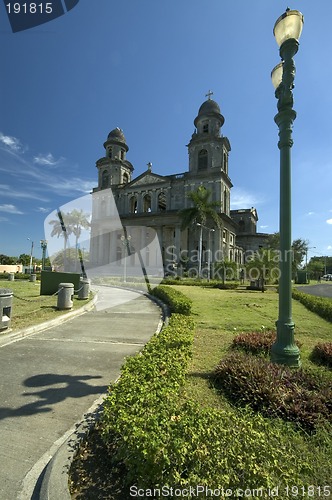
top-left (213, 351), bottom-right (332, 433)
top-left (310, 342), bottom-right (332, 368)
top-left (232, 329), bottom-right (302, 355)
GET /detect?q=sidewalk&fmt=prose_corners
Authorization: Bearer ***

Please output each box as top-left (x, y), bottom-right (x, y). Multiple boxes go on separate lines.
top-left (0, 286), bottom-right (162, 500)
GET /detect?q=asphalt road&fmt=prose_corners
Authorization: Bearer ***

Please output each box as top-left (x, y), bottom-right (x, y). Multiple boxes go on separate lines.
top-left (297, 283), bottom-right (332, 299)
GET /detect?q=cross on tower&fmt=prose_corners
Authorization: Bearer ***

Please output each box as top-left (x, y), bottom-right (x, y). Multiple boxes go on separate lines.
top-left (205, 90), bottom-right (213, 100)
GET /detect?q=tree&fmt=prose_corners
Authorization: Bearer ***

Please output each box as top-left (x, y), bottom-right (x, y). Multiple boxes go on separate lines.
top-left (178, 186), bottom-right (222, 277)
top-left (49, 209), bottom-right (90, 272)
top-left (49, 210), bottom-right (72, 271)
top-left (18, 253), bottom-right (31, 266)
top-left (67, 209), bottom-right (90, 271)
top-left (0, 254), bottom-right (17, 265)
top-left (245, 248), bottom-right (281, 287)
top-left (267, 232), bottom-right (308, 273)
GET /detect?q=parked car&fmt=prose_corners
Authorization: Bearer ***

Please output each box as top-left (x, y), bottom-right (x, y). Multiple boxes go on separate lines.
top-left (321, 274), bottom-right (332, 281)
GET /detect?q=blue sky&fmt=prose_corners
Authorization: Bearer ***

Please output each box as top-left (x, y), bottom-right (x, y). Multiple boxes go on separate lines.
top-left (0, 0), bottom-right (331, 263)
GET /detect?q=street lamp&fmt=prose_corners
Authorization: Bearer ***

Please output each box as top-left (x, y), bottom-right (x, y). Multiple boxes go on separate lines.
top-left (270, 8), bottom-right (304, 368)
top-left (120, 234), bottom-right (131, 282)
top-left (27, 238), bottom-right (34, 274)
top-left (40, 240), bottom-right (48, 271)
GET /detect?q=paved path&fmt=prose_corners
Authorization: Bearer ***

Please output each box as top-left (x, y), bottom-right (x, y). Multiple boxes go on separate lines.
top-left (0, 286), bottom-right (162, 500)
top-left (297, 283), bottom-right (332, 299)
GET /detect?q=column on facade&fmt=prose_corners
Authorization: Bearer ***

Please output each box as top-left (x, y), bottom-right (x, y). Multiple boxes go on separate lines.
top-left (174, 225), bottom-right (181, 268)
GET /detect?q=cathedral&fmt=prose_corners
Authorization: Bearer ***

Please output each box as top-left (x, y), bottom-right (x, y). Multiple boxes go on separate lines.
top-left (89, 94), bottom-right (269, 276)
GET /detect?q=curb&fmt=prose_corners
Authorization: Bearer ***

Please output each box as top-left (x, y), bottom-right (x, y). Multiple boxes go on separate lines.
top-left (0, 292), bottom-right (98, 347)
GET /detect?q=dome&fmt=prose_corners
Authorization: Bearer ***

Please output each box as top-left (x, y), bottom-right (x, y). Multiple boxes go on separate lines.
top-left (198, 99), bottom-right (221, 115)
top-left (107, 127), bottom-right (126, 143)
top-left (194, 98), bottom-right (225, 128)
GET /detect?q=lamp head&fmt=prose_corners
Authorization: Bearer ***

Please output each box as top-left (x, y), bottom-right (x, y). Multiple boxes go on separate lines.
top-left (273, 9), bottom-right (304, 47)
top-left (271, 62), bottom-right (284, 89)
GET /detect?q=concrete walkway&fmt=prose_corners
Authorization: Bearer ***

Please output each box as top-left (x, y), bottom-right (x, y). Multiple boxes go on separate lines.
top-left (0, 286), bottom-right (162, 500)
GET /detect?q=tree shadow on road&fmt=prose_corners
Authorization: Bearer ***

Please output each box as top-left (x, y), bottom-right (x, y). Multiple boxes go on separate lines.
top-left (0, 373), bottom-right (107, 420)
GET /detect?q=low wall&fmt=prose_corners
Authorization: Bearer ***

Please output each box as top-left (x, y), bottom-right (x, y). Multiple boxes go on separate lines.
top-left (0, 264), bottom-right (23, 274)
top-left (40, 271), bottom-right (81, 295)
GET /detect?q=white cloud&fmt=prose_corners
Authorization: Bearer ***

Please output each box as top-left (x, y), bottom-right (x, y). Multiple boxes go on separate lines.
top-left (0, 132), bottom-right (23, 153)
top-left (33, 153), bottom-right (64, 166)
top-left (260, 225), bottom-right (269, 229)
top-left (230, 188), bottom-right (261, 209)
top-left (327, 245), bottom-right (332, 250)
top-left (36, 207), bottom-right (50, 213)
top-left (0, 204), bottom-right (24, 214)
top-left (0, 216), bottom-right (9, 222)
top-left (326, 219), bottom-right (332, 225)
top-left (306, 212), bottom-right (315, 216)
top-left (0, 184), bottom-right (49, 202)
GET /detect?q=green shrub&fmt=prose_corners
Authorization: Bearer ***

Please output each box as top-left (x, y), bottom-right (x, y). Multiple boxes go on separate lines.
top-left (292, 288), bottom-right (332, 322)
top-left (311, 342), bottom-right (332, 368)
top-left (150, 285), bottom-right (192, 315)
top-left (213, 352), bottom-right (332, 433)
top-left (232, 330), bottom-right (302, 355)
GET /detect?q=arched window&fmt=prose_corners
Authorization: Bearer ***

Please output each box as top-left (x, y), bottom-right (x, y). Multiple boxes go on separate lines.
top-left (120, 148), bottom-right (125, 160)
top-left (203, 123), bottom-right (209, 134)
top-left (123, 172), bottom-right (129, 185)
top-left (101, 170), bottom-right (109, 189)
top-left (130, 196), bottom-right (138, 214)
top-left (198, 149), bottom-right (208, 170)
top-left (143, 194), bottom-right (152, 212)
top-left (158, 192), bottom-right (166, 211)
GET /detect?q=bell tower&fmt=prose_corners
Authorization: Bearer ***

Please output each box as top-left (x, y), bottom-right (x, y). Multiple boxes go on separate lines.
top-left (187, 92), bottom-right (231, 175)
top-left (96, 127), bottom-right (134, 190)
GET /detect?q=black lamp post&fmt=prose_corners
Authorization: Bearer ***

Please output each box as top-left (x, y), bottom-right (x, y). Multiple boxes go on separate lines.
top-left (270, 8), bottom-right (304, 367)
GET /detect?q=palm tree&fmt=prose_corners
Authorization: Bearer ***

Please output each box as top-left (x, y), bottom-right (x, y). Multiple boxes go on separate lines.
top-left (49, 210), bottom-right (72, 271)
top-left (67, 209), bottom-right (91, 272)
top-left (178, 186), bottom-right (222, 277)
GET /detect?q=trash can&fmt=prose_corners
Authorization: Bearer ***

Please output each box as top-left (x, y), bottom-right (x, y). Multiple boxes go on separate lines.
top-left (57, 282), bottom-right (74, 310)
top-left (78, 278), bottom-right (90, 300)
top-left (8, 273), bottom-right (15, 282)
top-left (29, 274), bottom-right (37, 282)
top-left (0, 288), bottom-right (13, 330)
top-left (295, 271), bottom-right (308, 284)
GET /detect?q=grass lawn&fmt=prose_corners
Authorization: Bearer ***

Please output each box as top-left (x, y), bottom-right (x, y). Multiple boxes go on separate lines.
top-left (178, 285), bottom-right (332, 409)
top-left (0, 279), bottom-right (92, 332)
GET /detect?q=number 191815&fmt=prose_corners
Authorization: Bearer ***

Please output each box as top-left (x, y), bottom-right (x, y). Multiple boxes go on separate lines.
top-left (6, 3), bottom-right (53, 14)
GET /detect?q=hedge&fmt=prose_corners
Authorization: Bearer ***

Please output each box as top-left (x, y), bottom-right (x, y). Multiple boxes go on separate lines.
top-left (292, 288), bottom-right (332, 323)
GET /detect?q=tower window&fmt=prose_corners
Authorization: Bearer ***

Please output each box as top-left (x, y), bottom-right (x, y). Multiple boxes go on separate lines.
top-left (158, 192), bottom-right (166, 211)
top-left (108, 147), bottom-right (112, 158)
top-left (198, 149), bottom-right (208, 170)
top-left (130, 196), bottom-right (137, 213)
top-left (223, 152), bottom-right (228, 172)
top-left (123, 173), bottom-right (129, 184)
top-left (143, 194), bottom-right (152, 213)
top-left (203, 123), bottom-right (209, 134)
top-left (120, 148), bottom-right (125, 160)
top-left (101, 170), bottom-right (109, 189)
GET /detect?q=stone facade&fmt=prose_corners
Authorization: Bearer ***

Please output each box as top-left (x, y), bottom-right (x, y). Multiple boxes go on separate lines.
top-left (90, 97), bottom-right (269, 275)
